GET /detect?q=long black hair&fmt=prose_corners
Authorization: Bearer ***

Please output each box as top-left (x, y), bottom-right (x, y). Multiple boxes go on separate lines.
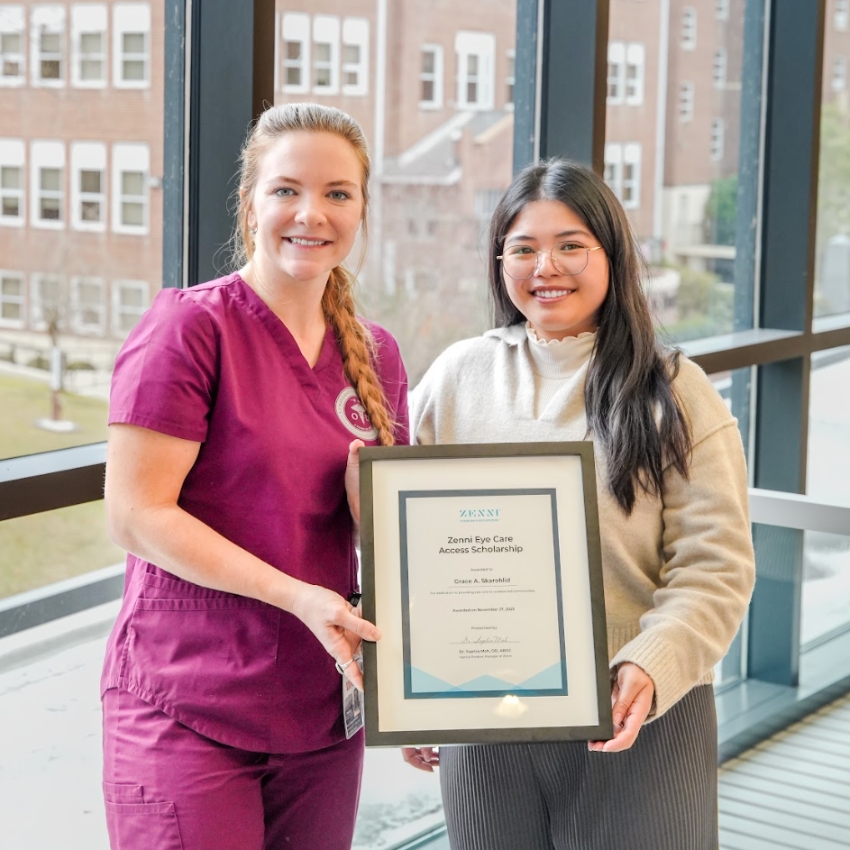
top-left (488, 158), bottom-right (692, 514)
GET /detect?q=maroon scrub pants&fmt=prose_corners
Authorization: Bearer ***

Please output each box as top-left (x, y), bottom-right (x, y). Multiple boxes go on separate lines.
top-left (102, 688), bottom-right (364, 850)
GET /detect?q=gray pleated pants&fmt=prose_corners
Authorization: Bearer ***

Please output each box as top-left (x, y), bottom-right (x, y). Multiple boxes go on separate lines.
top-left (439, 684), bottom-right (718, 850)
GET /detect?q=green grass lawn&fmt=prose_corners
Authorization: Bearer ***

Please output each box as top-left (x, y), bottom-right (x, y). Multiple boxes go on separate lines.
top-left (0, 372), bottom-right (122, 600)
top-left (0, 371), bottom-right (109, 460)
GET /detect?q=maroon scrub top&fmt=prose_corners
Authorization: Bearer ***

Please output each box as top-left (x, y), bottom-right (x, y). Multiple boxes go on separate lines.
top-left (102, 273), bottom-right (409, 754)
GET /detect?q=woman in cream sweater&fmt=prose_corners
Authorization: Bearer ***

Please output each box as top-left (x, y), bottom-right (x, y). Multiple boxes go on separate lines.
top-left (404, 159), bottom-right (755, 850)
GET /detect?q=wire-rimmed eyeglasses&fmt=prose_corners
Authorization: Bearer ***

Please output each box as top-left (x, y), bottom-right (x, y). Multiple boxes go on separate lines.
top-left (497, 243), bottom-right (604, 280)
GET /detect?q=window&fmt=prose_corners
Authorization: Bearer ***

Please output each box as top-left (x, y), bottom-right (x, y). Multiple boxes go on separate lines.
top-left (112, 143), bottom-right (149, 234)
top-left (682, 7), bottom-right (697, 51)
top-left (625, 43), bottom-right (644, 105)
top-left (713, 48), bottom-right (727, 89)
top-left (0, 138), bottom-right (25, 225)
top-left (113, 3), bottom-right (150, 88)
top-left (71, 142), bottom-right (106, 231)
top-left (711, 117), bottom-right (725, 162)
top-left (281, 12), bottom-right (309, 93)
top-left (607, 41), bottom-right (624, 104)
top-left (832, 55), bottom-right (847, 92)
top-left (0, 271), bottom-right (25, 327)
top-left (30, 140), bottom-right (65, 228)
top-left (71, 4), bottom-right (107, 87)
top-left (113, 279), bottom-right (148, 334)
top-left (506, 49), bottom-right (515, 107)
top-left (606, 143), bottom-right (641, 210)
top-left (419, 44), bottom-right (443, 108)
top-left (0, 5), bottom-right (25, 86)
top-left (30, 273), bottom-right (64, 330)
top-left (621, 143), bottom-right (641, 209)
top-left (456, 31), bottom-right (495, 110)
top-left (341, 18), bottom-right (368, 96)
top-left (71, 276), bottom-right (106, 335)
top-left (312, 15), bottom-right (339, 93)
top-left (31, 5), bottom-right (65, 86)
top-left (716, 0), bottom-right (730, 21)
top-left (679, 81), bottom-right (695, 122)
top-left (837, 0), bottom-right (849, 32)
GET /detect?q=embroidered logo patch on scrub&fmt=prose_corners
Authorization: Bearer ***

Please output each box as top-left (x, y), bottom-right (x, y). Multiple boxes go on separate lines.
top-left (335, 387), bottom-right (379, 440)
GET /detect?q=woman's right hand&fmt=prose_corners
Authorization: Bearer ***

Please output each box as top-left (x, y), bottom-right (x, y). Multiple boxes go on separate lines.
top-left (402, 747), bottom-right (440, 773)
top-left (290, 583), bottom-right (381, 692)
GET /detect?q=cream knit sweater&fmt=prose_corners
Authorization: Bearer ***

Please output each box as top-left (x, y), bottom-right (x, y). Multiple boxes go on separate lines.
top-left (410, 323), bottom-right (755, 719)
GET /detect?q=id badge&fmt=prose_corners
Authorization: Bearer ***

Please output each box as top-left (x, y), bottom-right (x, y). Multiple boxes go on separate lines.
top-left (342, 656), bottom-right (364, 739)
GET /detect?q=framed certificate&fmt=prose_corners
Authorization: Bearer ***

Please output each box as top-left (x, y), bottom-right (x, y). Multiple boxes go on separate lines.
top-left (359, 443), bottom-right (612, 746)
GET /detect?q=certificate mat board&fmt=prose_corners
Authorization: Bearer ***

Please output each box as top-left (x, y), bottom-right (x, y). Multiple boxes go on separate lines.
top-left (359, 443), bottom-right (612, 746)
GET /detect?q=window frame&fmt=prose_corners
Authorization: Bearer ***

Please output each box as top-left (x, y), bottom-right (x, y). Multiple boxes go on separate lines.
top-left (71, 141), bottom-right (107, 232)
top-left (0, 269), bottom-right (26, 328)
top-left (0, 138), bottom-right (25, 226)
top-left (455, 30), bottom-right (496, 111)
top-left (0, 5), bottom-right (26, 87)
top-left (111, 142), bottom-right (149, 235)
top-left (112, 2), bottom-right (151, 89)
top-left (281, 11), bottom-right (309, 94)
top-left (30, 140), bottom-right (65, 229)
top-left (71, 3), bottom-right (107, 88)
top-left (341, 17), bottom-right (368, 97)
top-left (419, 43), bottom-right (444, 109)
top-left (31, 4), bottom-right (66, 87)
top-left (70, 275), bottom-right (107, 335)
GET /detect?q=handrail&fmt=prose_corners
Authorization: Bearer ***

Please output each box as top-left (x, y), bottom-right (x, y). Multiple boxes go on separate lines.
top-left (749, 487), bottom-right (850, 535)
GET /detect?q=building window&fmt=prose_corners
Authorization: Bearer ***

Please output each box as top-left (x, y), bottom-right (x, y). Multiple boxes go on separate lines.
top-left (621, 143), bottom-right (641, 209)
top-left (112, 143), bottom-right (148, 234)
top-left (832, 55), bottom-right (847, 92)
top-left (506, 49), bottom-right (515, 107)
top-left (607, 41), bottom-right (624, 104)
top-left (30, 273), bottom-right (64, 330)
top-left (625, 43), bottom-right (644, 105)
top-left (71, 277), bottom-right (106, 335)
top-left (312, 15), bottom-right (339, 93)
top-left (341, 18), bottom-right (368, 96)
top-left (32, 5), bottom-right (66, 86)
top-left (0, 138), bottom-right (25, 225)
top-left (72, 4), bottom-right (107, 87)
top-left (31, 140), bottom-right (64, 228)
top-left (682, 7), bottom-right (697, 51)
top-left (0, 271), bottom-right (25, 327)
top-left (0, 6), bottom-right (25, 86)
top-left (281, 12), bottom-right (309, 93)
top-left (711, 117), bottom-right (725, 162)
top-left (713, 48), bottom-right (727, 88)
top-left (837, 0), bottom-right (849, 32)
top-left (113, 3), bottom-right (150, 88)
top-left (604, 144), bottom-right (622, 199)
top-left (419, 44), bottom-right (443, 108)
top-left (716, 0), bottom-right (730, 21)
top-left (456, 31), bottom-right (495, 110)
top-left (679, 81), bottom-right (695, 122)
top-left (113, 279), bottom-right (148, 335)
top-left (71, 142), bottom-right (106, 230)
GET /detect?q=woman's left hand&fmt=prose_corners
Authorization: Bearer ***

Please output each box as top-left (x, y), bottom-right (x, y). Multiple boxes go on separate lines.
top-left (345, 440), bottom-right (365, 528)
top-left (588, 662), bottom-right (655, 753)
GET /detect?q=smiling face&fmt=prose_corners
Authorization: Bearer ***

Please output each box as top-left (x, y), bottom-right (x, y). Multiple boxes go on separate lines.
top-left (244, 130), bottom-right (365, 292)
top-left (501, 199), bottom-right (609, 341)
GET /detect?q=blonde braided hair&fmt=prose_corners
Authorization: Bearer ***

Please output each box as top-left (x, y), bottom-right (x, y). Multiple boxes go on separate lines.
top-left (233, 103), bottom-right (395, 446)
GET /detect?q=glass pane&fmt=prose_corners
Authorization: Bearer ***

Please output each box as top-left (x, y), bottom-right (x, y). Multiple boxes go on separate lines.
top-left (801, 530), bottom-right (850, 646)
top-left (422, 50), bottom-right (435, 75)
top-left (0, 503), bottom-right (121, 599)
top-left (40, 198), bottom-right (61, 219)
top-left (80, 200), bottom-right (101, 221)
top-left (815, 77), bottom-right (850, 316)
top-left (122, 32), bottom-right (145, 54)
top-left (807, 347), bottom-right (850, 507)
top-left (2, 59), bottom-right (21, 77)
top-left (41, 32), bottom-right (61, 53)
top-left (122, 59), bottom-right (145, 80)
top-left (286, 66), bottom-right (301, 86)
top-left (40, 59), bottom-right (61, 79)
top-left (285, 40), bottom-right (301, 60)
top-left (40, 167), bottom-right (61, 191)
top-left (121, 171), bottom-right (144, 196)
top-left (1, 301), bottom-right (21, 320)
top-left (80, 32), bottom-right (102, 54)
top-left (121, 201), bottom-right (144, 226)
top-left (606, 2), bottom-right (756, 343)
top-left (1, 32), bottom-right (21, 53)
top-left (314, 42), bottom-right (331, 63)
top-left (1, 197), bottom-right (19, 216)
top-left (80, 169), bottom-right (102, 193)
top-left (2, 276), bottom-right (22, 296)
top-left (1, 164), bottom-right (20, 188)
top-left (119, 286), bottom-right (145, 309)
top-left (314, 66), bottom-right (331, 87)
top-left (77, 282), bottom-right (101, 303)
top-left (343, 45), bottom-right (359, 65)
top-left (80, 59), bottom-right (103, 80)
